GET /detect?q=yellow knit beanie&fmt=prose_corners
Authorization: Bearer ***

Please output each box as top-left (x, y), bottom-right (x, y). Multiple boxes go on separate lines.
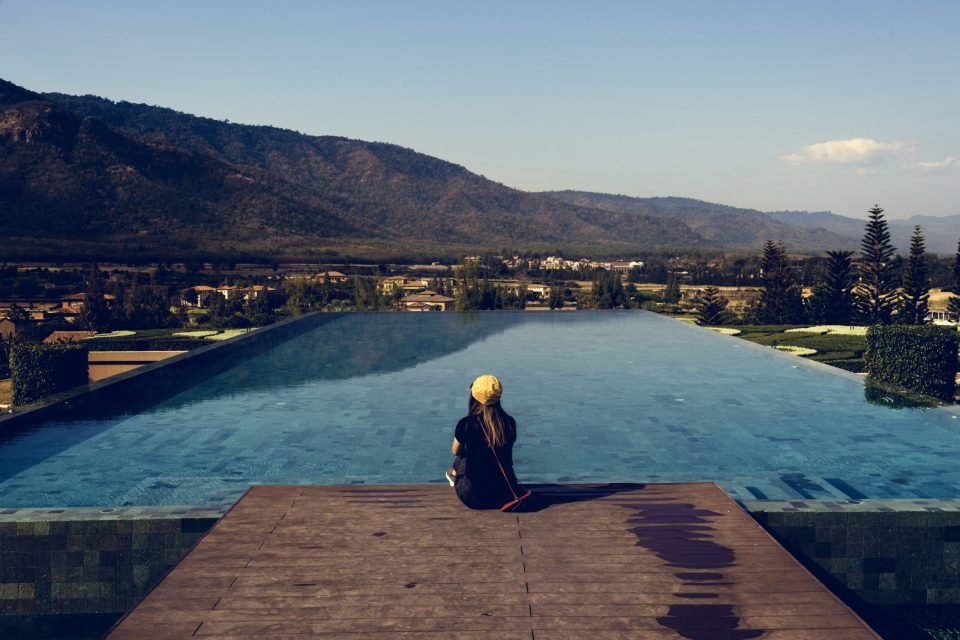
top-left (470, 374), bottom-right (502, 405)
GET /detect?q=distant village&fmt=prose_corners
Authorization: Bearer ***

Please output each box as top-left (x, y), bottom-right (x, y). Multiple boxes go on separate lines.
top-left (0, 255), bottom-right (674, 340)
top-left (2, 248), bottom-right (957, 348)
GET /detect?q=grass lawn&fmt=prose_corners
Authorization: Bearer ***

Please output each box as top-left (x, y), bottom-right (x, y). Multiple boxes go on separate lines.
top-left (85, 327), bottom-right (260, 350)
top-left (727, 324), bottom-right (868, 373)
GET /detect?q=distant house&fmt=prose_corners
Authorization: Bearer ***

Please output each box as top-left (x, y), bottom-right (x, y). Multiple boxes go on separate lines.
top-left (181, 286), bottom-right (218, 308)
top-left (928, 310), bottom-right (956, 324)
top-left (380, 276), bottom-right (432, 295)
top-left (506, 283), bottom-right (551, 300)
top-left (527, 284), bottom-right (551, 299)
top-left (288, 269), bottom-right (349, 282)
top-left (53, 304), bottom-right (83, 323)
top-left (402, 280), bottom-right (430, 294)
top-left (215, 285), bottom-right (241, 301)
top-left (607, 261), bottom-right (644, 274)
top-left (179, 284), bottom-right (278, 308)
top-left (380, 276), bottom-right (408, 294)
top-left (319, 271), bottom-right (348, 283)
top-left (409, 263), bottom-right (451, 273)
top-left (60, 292), bottom-right (117, 308)
top-left (0, 318), bottom-right (22, 341)
top-left (401, 291), bottom-right (455, 311)
top-left (242, 285), bottom-right (277, 300)
top-left (403, 301), bottom-right (434, 312)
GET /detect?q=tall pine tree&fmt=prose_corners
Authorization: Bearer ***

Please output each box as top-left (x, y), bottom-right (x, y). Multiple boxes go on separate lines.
top-left (898, 225), bottom-right (930, 324)
top-left (662, 275), bottom-right (681, 304)
top-left (695, 286), bottom-right (729, 326)
top-left (808, 250), bottom-right (854, 324)
top-left (591, 268), bottom-right (625, 309)
top-left (757, 240), bottom-right (804, 324)
top-left (79, 263), bottom-right (113, 331)
top-left (854, 205), bottom-right (896, 324)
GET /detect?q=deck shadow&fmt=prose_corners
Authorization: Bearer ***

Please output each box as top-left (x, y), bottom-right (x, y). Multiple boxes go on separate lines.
top-left (608, 492), bottom-right (767, 639)
top-left (517, 482), bottom-right (646, 511)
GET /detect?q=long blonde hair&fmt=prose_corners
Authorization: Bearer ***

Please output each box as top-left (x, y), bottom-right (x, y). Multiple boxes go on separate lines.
top-left (469, 396), bottom-right (512, 447)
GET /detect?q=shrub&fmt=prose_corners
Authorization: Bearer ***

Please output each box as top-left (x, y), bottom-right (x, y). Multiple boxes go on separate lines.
top-left (865, 325), bottom-right (958, 401)
top-left (0, 340), bottom-right (10, 379)
top-left (817, 358), bottom-right (865, 373)
top-left (84, 339), bottom-right (206, 351)
top-left (11, 343), bottom-right (89, 406)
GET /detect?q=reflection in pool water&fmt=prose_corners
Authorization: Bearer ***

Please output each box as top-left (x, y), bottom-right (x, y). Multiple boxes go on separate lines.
top-left (1, 311), bottom-right (960, 507)
top-left (863, 379), bottom-right (941, 409)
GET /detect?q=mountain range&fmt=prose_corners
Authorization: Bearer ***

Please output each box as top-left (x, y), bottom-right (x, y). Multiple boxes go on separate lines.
top-left (1, 78), bottom-right (957, 260)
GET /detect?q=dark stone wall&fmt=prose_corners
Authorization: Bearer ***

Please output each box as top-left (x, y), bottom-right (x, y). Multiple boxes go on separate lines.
top-left (0, 515), bottom-right (218, 616)
top-left (751, 508), bottom-right (960, 606)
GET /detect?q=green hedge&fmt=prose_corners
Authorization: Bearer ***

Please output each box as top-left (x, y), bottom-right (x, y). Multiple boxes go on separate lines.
top-left (865, 325), bottom-right (958, 401)
top-left (11, 343), bottom-right (89, 406)
top-left (817, 358), bottom-right (865, 374)
top-left (84, 339), bottom-right (206, 352)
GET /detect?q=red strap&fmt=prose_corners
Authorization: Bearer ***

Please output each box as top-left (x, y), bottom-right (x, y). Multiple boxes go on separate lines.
top-left (479, 417), bottom-right (519, 501)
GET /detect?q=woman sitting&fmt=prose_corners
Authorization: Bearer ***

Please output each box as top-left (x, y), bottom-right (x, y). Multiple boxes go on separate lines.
top-left (447, 375), bottom-right (529, 510)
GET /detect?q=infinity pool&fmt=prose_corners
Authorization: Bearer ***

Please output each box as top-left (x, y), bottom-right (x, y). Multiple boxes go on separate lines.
top-left (2, 311), bottom-right (959, 508)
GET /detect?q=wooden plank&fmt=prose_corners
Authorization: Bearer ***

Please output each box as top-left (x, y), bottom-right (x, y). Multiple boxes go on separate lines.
top-left (107, 483), bottom-right (880, 639)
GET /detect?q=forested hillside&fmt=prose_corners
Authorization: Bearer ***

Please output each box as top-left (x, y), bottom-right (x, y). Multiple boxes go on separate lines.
top-left (1, 78), bottom-right (709, 260)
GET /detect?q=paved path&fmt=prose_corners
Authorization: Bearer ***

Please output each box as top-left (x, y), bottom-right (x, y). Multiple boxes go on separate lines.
top-left (108, 483), bottom-right (880, 639)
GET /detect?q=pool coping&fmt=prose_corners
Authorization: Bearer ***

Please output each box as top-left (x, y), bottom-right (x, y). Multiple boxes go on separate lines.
top-left (743, 498), bottom-right (960, 513)
top-left (0, 505), bottom-right (229, 522)
top-left (4, 495), bottom-right (960, 521)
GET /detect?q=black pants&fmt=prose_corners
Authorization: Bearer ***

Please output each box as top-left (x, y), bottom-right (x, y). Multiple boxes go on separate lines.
top-left (451, 455), bottom-right (519, 510)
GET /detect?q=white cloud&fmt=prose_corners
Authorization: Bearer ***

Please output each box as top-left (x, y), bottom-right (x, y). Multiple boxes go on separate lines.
top-left (781, 137), bottom-right (909, 167)
top-left (907, 156), bottom-right (958, 173)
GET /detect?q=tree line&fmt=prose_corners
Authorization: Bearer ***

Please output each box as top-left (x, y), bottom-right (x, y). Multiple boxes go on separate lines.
top-left (696, 205), bottom-right (955, 326)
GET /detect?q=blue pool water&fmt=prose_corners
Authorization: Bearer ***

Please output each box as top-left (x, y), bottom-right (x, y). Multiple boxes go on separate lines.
top-left (2, 311), bottom-right (960, 508)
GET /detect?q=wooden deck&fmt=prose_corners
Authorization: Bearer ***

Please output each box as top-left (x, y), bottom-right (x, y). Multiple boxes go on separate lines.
top-left (108, 483), bottom-right (880, 639)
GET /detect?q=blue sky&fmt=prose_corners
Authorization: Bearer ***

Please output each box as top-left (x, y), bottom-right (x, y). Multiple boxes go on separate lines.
top-left (2, 0), bottom-right (958, 219)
